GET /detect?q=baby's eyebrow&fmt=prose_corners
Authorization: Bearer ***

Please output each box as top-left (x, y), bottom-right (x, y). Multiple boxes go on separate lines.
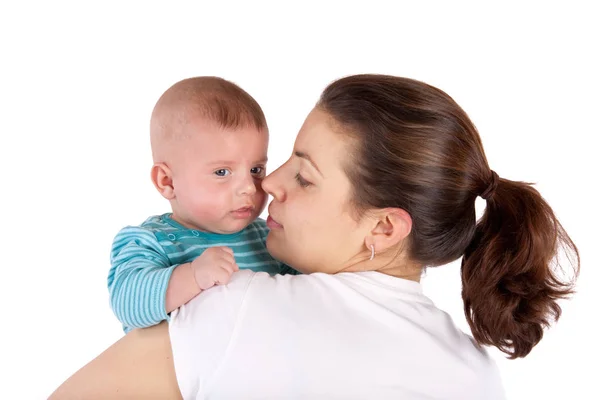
top-left (206, 158), bottom-right (268, 166)
top-left (206, 160), bottom-right (236, 166)
top-left (294, 151), bottom-right (322, 176)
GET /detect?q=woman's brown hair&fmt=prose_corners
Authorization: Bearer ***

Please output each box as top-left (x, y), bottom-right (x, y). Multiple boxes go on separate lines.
top-left (318, 74), bottom-right (579, 359)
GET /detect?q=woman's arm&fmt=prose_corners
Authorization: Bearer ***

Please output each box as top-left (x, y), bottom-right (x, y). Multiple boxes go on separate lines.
top-left (50, 270), bottom-right (256, 399)
top-left (48, 322), bottom-right (182, 400)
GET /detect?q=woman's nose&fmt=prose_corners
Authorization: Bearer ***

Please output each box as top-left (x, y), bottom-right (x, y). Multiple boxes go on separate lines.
top-left (262, 166), bottom-right (285, 201)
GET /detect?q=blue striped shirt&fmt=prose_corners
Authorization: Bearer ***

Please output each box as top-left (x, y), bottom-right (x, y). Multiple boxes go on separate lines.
top-left (108, 213), bottom-right (295, 332)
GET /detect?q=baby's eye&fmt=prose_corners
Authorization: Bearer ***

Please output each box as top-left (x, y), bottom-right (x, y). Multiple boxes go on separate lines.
top-left (214, 169), bottom-right (231, 177)
top-left (251, 166), bottom-right (265, 176)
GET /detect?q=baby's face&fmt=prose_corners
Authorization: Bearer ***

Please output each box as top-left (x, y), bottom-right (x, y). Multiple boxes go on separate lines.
top-left (168, 120), bottom-right (269, 234)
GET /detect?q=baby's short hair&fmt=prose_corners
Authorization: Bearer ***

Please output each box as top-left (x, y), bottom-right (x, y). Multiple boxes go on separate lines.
top-left (151, 76), bottom-right (267, 136)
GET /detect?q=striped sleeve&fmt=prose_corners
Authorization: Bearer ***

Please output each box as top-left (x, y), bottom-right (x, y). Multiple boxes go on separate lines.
top-left (107, 226), bottom-right (175, 329)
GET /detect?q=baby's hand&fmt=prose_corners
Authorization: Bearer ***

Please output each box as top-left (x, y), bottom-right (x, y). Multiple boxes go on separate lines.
top-left (191, 247), bottom-right (239, 291)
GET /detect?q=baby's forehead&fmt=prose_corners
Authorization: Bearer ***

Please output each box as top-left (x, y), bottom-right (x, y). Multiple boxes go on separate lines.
top-left (174, 119), bottom-right (268, 160)
top-left (183, 115), bottom-right (268, 140)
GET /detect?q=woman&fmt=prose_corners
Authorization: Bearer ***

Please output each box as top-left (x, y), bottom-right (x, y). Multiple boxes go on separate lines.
top-left (50, 74), bottom-right (579, 399)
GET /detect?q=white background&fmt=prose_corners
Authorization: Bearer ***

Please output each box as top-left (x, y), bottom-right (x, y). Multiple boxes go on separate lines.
top-left (1, 1), bottom-right (597, 399)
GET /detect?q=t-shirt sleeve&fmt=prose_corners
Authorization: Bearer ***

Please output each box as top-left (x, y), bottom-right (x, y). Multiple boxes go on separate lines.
top-left (168, 269), bottom-right (255, 398)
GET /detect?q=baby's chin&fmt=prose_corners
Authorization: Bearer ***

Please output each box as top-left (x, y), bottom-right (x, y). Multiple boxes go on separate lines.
top-left (213, 215), bottom-right (257, 235)
top-left (185, 209), bottom-right (260, 235)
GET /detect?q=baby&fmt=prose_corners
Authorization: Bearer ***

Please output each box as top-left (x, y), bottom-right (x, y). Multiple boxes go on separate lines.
top-left (108, 76), bottom-right (295, 332)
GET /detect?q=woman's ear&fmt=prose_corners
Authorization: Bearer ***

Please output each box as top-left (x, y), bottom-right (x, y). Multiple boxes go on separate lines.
top-left (151, 163), bottom-right (175, 200)
top-left (364, 208), bottom-right (412, 255)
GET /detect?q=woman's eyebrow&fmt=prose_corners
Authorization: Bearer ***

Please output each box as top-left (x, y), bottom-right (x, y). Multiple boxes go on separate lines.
top-left (294, 151), bottom-right (323, 176)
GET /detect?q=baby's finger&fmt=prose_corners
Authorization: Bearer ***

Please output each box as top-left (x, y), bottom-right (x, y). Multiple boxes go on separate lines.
top-left (213, 268), bottom-right (233, 285)
top-left (217, 250), bottom-right (236, 266)
top-left (219, 260), bottom-right (238, 274)
top-left (217, 246), bottom-right (234, 256)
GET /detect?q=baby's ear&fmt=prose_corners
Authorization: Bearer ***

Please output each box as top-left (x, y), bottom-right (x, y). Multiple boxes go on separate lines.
top-left (151, 163), bottom-right (175, 200)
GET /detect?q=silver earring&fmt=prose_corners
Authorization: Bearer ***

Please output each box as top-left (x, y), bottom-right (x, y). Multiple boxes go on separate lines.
top-left (370, 245), bottom-right (375, 261)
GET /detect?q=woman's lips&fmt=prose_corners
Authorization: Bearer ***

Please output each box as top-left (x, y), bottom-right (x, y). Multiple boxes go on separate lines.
top-left (266, 215), bottom-right (283, 229)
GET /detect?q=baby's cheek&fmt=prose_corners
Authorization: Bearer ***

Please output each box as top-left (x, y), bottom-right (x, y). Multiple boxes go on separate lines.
top-left (191, 197), bottom-right (227, 220)
top-left (254, 190), bottom-right (267, 210)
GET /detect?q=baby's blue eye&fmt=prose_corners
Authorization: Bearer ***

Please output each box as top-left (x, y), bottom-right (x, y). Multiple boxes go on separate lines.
top-left (215, 169), bottom-right (230, 177)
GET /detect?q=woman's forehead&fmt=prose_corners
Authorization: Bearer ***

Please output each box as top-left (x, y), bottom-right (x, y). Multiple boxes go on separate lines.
top-left (294, 109), bottom-right (348, 171)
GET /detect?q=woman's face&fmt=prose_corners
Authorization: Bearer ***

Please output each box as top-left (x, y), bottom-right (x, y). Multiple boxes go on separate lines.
top-left (262, 108), bottom-right (372, 274)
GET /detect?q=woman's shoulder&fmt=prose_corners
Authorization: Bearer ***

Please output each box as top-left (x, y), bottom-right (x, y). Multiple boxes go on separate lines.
top-left (171, 270), bottom-right (504, 399)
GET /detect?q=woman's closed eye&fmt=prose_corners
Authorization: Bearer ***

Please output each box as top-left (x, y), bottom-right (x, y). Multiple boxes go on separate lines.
top-left (295, 173), bottom-right (312, 187)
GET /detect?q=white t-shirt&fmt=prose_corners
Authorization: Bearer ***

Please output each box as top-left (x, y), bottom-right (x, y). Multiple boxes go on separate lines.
top-left (169, 270), bottom-right (505, 400)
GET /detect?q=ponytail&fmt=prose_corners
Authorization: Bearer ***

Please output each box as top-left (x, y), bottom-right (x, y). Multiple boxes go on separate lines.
top-left (461, 177), bottom-right (579, 359)
top-left (315, 73), bottom-right (580, 358)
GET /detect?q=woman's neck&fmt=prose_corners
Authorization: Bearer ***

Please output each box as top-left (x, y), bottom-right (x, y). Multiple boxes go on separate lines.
top-left (337, 253), bottom-right (423, 282)
top-left (376, 263), bottom-right (422, 282)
